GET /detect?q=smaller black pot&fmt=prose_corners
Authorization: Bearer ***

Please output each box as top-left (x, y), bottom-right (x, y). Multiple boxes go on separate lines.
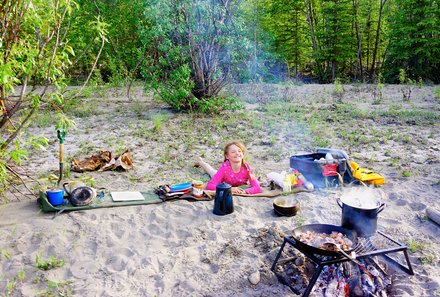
top-left (337, 197), bottom-right (385, 237)
top-left (273, 197), bottom-right (300, 217)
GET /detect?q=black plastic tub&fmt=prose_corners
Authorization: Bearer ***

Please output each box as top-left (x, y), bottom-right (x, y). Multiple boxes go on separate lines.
top-left (290, 153), bottom-right (339, 188)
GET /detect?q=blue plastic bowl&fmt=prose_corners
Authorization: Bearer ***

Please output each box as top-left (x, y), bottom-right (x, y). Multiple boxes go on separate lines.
top-left (46, 189), bottom-right (64, 206)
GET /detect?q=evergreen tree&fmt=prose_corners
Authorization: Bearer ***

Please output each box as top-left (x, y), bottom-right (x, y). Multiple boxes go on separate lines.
top-left (383, 0), bottom-right (440, 83)
top-left (315, 0), bottom-right (357, 81)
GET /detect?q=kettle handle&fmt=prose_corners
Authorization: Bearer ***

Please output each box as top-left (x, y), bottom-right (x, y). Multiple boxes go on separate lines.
top-left (62, 182), bottom-right (71, 196)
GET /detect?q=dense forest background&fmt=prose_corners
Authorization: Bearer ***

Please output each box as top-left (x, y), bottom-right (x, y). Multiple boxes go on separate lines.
top-left (71, 0), bottom-right (439, 84)
top-left (65, 0), bottom-right (440, 84)
top-left (0, 0), bottom-right (439, 195)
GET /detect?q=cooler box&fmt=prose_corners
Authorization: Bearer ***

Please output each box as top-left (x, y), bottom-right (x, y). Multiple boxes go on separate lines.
top-left (289, 149), bottom-right (353, 188)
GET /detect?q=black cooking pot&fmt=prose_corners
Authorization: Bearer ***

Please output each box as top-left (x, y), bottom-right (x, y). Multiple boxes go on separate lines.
top-left (337, 197), bottom-right (385, 237)
top-left (63, 182), bottom-right (96, 206)
top-left (273, 197), bottom-right (300, 217)
top-left (292, 224), bottom-right (358, 256)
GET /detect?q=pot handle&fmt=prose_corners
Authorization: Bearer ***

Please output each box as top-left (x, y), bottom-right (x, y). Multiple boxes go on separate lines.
top-left (62, 182), bottom-right (71, 196)
top-left (376, 202), bottom-right (386, 214)
top-left (336, 198), bottom-right (343, 209)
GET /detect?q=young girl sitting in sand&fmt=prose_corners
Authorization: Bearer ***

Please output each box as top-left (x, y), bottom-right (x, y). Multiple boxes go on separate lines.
top-left (196, 141), bottom-right (262, 195)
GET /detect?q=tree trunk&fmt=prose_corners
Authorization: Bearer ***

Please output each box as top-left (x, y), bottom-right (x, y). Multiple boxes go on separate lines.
top-left (353, 0), bottom-right (364, 81)
top-left (370, 0), bottom-right (387, 80)
top-left (304, 0), bottom-right (322, 78)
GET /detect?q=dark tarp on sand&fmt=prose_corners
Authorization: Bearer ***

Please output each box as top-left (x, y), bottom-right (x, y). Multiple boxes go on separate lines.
top-left (38, 190), bottom-right (162, 213)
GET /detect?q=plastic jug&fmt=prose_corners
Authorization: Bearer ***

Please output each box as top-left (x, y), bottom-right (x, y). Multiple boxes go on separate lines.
top-left (213, 182), bottom-right (234, 215)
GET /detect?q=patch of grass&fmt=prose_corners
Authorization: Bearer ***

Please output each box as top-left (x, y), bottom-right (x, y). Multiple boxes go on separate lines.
top-left (35, 255), bottom-right (65, 271)
top-left (420, 253), bottom-right (435, 265)
top-left (295, 214), bottom-right (305, 227)
top-left (77, 140), bottom-right (96, 157)
top-left (73, 103), bottom-right (101, 118)
top-left (160, 147), bottom-right (170, 164)
top-left (1, 248), bottom-right (11, 260)
top-left (333, 78), bottom-right (344, 102)
top-left (379, 108), bottom-right (439, 125)
top-left (36, 279), bottom-right (74, 297)
top-left (17, 269), bottom-right (25, 282)
top-left (6, 277), bottom-right (17, 295)
top-left (402, 170), bottom-right (411, 177)
top-left (407, 239), bottom-right (426, 252)
top-left (434, 87), bottom-right (440, 99)
top-left (114, 140), bottom-right (128, 156)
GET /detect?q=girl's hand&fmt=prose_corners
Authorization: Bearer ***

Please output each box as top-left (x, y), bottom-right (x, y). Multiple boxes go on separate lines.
top-left (231, 187), bottom-right (245, 194)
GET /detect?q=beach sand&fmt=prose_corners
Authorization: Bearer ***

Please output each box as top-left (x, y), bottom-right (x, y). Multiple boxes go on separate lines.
top-left (1, 84), bottom-right (439, 296)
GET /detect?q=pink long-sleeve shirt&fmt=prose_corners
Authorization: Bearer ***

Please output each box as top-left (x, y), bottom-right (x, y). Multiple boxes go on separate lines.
top-left (205, 161), bottom-right (262, 194)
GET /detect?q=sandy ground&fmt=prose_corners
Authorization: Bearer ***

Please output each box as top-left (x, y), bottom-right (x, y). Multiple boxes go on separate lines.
top-left (0, 83), bottom-right (439, 296)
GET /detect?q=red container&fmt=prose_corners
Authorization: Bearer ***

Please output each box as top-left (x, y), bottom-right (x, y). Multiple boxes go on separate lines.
top-left (322, 164), bottom-right (338, 176)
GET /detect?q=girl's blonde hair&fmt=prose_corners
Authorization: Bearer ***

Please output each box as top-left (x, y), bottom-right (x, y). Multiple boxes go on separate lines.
top-left (223, 141), bottom-right (256, 181)
top-left (223, 141), bottom-right (247, 162)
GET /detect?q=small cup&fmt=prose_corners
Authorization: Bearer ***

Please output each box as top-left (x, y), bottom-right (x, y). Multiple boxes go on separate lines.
top-left (46, 189), bottom-right (64, 206)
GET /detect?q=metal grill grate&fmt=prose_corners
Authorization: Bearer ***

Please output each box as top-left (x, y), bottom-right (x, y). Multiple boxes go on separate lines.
top-left (271, 230), bottom-right (414, 297)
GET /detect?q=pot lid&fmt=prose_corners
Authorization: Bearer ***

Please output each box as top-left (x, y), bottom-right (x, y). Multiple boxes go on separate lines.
top-left (340, 195), bottom-right (381, 209)
top-left (70, 187), bottom-right (95, 206)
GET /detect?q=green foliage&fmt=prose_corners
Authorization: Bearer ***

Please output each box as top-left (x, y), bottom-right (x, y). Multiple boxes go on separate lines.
top-left (191, 96), bottom-right (244, 114)
top-left (398, 69), bottom-right (416, 100)
top-left (37, 279), bottom-right (74, 297)
top-left (66, 0), bottom-right (144, 83)
top-left (315, 0), bottom-right (356, 81)
top-left (434, 87), bottom-right (440, 99)
top-left (333, 78), bottom-right (344, 101)
top-left (383, 0), bottom-right (440, 83)
top-left (0, 0), bottom-right (81, 198)
top-left (140, 0), bottom-right (249, 112)
top-left (35, 255), bottom-right (65, 271)
top-left (373, 74), bottom-right (385, 104)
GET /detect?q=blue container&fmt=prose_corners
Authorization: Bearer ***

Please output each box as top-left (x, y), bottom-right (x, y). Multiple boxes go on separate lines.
top-left (46, 189), bottom-right (64, 206)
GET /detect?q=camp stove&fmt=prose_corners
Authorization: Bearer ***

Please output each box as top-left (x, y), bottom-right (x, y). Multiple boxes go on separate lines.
top-left (271, 230), bottom-right (414, 296)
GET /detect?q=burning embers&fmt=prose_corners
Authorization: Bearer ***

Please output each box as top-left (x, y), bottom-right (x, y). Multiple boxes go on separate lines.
top-left (274, 252), bottom-right (392, 296)
top-left (312, 258), bottom-right (391, 297)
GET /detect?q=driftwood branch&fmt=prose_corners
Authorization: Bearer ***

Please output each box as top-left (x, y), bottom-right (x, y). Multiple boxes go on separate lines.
top-left (5, 164), bottom-right (36, 199)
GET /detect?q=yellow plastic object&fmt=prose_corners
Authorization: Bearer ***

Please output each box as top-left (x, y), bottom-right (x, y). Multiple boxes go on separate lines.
top-left (349, 162), bottom-right (385, 185)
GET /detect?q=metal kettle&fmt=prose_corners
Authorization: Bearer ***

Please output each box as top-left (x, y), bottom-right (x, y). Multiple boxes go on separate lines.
top-left (213, 182), bottom-right (234, 216)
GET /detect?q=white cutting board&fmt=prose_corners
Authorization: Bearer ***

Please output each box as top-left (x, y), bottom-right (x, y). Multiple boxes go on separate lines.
top-left (111, 191), bottom-right (145, 202)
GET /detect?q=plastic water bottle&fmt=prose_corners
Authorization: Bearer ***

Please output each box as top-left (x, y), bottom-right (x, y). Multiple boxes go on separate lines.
top-left (282, 175), bottom-right (291, 192)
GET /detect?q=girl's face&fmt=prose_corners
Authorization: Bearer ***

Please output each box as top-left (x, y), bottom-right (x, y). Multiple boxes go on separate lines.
top-left (225, 144), bottom-right (244, 164)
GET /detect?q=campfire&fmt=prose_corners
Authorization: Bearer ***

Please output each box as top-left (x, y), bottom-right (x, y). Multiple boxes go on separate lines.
top-left (271, 225), bottom-right (414, 297)
top-left (301, 258), bottom-right (390, 296)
